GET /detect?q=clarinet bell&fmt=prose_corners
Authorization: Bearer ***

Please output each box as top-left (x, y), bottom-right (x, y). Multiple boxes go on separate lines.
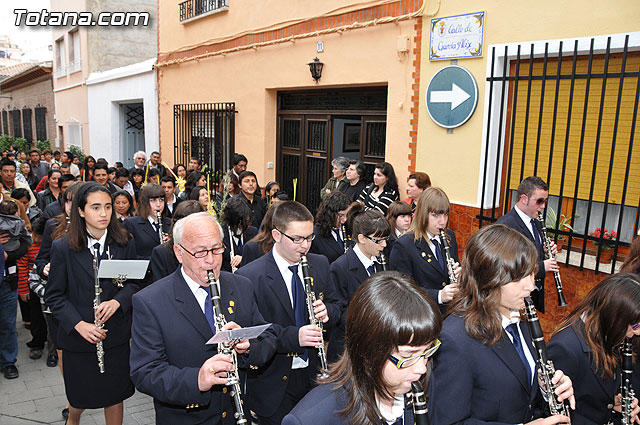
top-left (557, 292), bottom-right (568, 307)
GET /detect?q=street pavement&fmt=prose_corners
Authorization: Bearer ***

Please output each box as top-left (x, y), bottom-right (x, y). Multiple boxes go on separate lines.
top-left (0, 315), bottom-right (155, 425)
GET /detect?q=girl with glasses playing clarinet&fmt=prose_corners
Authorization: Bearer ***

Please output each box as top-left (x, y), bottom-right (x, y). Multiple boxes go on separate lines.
top-left (429, 224), bottom-right (575, 425)
top-left (283, 271), bottom-right (442, 425)
top-left (45, 182), bottom-right (140, 425)
top-left (327, 208), bottom-right (390, 363)
top-left (547, 273), bottom-right (640, 425)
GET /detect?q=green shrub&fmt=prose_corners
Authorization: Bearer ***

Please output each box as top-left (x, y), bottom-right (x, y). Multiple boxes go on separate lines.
top-left (69, 145), bottom-right (85, 163)
top-left (35, 140), bottom-right (51, 152)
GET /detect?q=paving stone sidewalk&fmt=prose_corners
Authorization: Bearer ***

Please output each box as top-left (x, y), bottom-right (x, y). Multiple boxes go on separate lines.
top-left (0, 316), bottom-right (155, 425)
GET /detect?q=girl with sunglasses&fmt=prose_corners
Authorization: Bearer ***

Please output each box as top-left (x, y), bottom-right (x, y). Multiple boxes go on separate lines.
top-left (547, 273), bottom-right (640, 425)
top-left (327, 208), bottom-right (390, 363)
top-left (283, 271), bottom-right (442, 425)
top-left (389, 187), bottom-right (460, 312)
top-left (429, 224), bottom-right (575, 424)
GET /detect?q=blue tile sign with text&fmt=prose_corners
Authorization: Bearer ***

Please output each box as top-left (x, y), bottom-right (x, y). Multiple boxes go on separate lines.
top-left (430, 12), bottom-right (484, 60)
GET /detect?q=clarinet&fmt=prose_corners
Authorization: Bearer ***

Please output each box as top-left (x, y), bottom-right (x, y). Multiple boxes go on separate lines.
top-left (206, 271), bottom-right (247, 425)
top-left (341, 225), bottom-right (350, 253)
top-left (439, 230), bottom-right (458, 285)
top-left (92, 249), bottom-right (105, 374)
top-left (536, 212), bottom-right (568, 307)
top-left (411, 381), bottom-right (430, 425)
top-left (228, 227), bottom-right (238, 274)
top-left (620, 337), bottom-right (635, 425)
top-left (299, 255), bottom-right (329, 377)
top-left (524, 297), bottom-right (571, 420)
top-left (377, 253), bottom-right (388, 271)
top-left (156, 211), bottom-right (164, 244)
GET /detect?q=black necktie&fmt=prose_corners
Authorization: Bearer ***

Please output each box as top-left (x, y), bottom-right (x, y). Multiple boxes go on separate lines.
top-left (432, 239), bottom-right (445, 271)
top-left (335, 229), bottom-right (344, 250)
top-left (367, 264), bottom-right (375, 276)
top-left (530, 219), bottom-right (542, 248)
top-left (289, 265), bottom-right (308, 360)
top-left (93, 243), bottom-right (102, 265)
top-left (200, 287), bottom-right (216, 334)
top-left (152, 221), bottom-right (159, 234)
top-left (506, 323), bottom-right (532, 385)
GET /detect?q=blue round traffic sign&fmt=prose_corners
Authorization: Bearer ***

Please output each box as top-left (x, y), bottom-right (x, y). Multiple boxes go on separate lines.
top-left (425, 65), bottom-right (478, 128)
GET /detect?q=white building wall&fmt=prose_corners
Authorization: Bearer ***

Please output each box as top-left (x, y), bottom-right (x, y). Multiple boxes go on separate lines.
top-left (87, 58), bottom-right (158, 164)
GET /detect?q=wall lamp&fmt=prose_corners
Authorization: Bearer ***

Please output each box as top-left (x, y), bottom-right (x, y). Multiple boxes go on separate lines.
top-left (307, 57), bottom-right (324, 82)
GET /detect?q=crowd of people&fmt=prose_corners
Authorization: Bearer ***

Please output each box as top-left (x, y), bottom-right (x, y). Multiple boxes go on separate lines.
top-left (0, 147), bottom-right (638, 425)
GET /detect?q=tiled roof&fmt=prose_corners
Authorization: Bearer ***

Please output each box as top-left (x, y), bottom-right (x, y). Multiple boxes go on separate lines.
top-left (0, 62), bottom-right (37, 77)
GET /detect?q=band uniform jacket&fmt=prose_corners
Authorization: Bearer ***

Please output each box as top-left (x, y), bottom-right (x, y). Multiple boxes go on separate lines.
top-left (238, 241), bottom-right (264, 268)
top-left (236, 251), bottom-right (341, 418)
top-left (547, 322), bottom-right (621, 425)
top-left (129, 269), bottom-right (277, 425)
top-left (495, 208), bottom-right (546, 312)
top-left (221, 224), bottom-right (258, 273)
top-left (309, 225), bottom-right (344, 264)
top-left (123, 215), bottom-right (172, 259)
top-left (45, 235), bottom-right (139, 352)
top-left (429, 314), bottom-right (544, 425)
top-left (388, 230), bottom-right (459, 310)
top-left (149, 243), bottom-right (180, 283)
top-left (327, 248), bottom-right (369, 363)
top-left (282, 383), bottom-right (416, 425)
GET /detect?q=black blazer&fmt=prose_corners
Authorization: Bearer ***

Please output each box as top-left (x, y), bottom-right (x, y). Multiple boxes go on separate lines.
top-left (547, 323), bottom-right (618, 425)
top-left (283, 383), bottom-right (415, 425)
top-left (43, 200), bottom-right (62, 219)
top-left (130, 269), bottom-right (277, 425)
top-left (309, 225), bottom-right (345, 264)
top-left (429, 314), bottom-right (543, 424)
top-left (149, 243), bottom-right (180, 284)
top-left (236, 251), bottom-right (341, 418)
top-left (388, 230), bottom-right (459, 307)
top-left (45, 235), bottom-right (140, 352)
top-left (221, 224), bottom-right (258, 273)
top-left (165, 196), bottom-right (182, 218)
top-left (238, 241), bottom-right (265, 267)
top-left (123, 215), bottom-right (172, 259)
top-left (327, 248), bottom-right (370, 363)
top-left (496, 208), bottom-right (546, 312)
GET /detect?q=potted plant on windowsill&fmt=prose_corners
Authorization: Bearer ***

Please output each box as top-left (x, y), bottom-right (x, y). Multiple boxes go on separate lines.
top-left (545, 207), bottom-right (574, 252)
top-left (588, 227), bottom-right (617, 264)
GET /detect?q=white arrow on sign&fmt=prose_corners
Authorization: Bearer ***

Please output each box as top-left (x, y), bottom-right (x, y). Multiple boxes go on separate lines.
top-left (430, 83), bottom-right (471, 110)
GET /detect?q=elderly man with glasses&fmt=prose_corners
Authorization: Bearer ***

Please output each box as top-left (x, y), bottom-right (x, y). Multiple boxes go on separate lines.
top-left (130, 212), bottom-right (276, 425)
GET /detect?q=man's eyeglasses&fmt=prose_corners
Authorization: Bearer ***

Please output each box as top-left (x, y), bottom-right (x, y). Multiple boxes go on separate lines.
top-left (274, 227), bottom-right (315, 244)
top-left (388, 339), bottom-right (441, 369)
top-left (632, 323), bottom-right (640, 331)
top-left (530, 196), bottom-right (548, 205)
top-left (364, 234), bottom-right (389, 244)
top-left (179, 244), bottom-right (226, 258)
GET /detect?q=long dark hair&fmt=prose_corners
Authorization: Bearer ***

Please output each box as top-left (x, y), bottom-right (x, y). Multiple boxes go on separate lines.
top-left (184, 171), bottom-right (204, 196)
top-left (352, 210), bottom-right (390, 240)
top-left (249, 201), bottom-right (280, 254)
top-left (324, 271), bottom-right (441, 425)
top-left (81, 155), bottom-right (96, 181)
top-left (621, 236), bottom-right (640, 274)
top-left (52, 182), bottom-right (83, 241)
top-left (315, 191), bottom-right (351, 238)
top-left (223, 196), bottom-right (252, 233)
top-left (449, 224), bottom-right (538, 345)
top-left (112, 190), bottom-right (135, 217)
top-left (68, 182), bottom-right (130, 251)
top-left (375, 162), bottom-right (398, 193)
top-left (552, 273), bottom-right (640, 379)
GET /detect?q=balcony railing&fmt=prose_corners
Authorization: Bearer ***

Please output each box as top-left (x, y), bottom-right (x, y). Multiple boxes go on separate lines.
top-left (68, 58), bottom-right (82, 74)
top-left (179, 0), bottom-right (228, 23)
top-left (53, 64), bottom-right (66, 78)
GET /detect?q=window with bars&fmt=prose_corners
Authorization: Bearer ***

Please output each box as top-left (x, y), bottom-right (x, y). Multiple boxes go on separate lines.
top-left (11, 110), bottom-right (21, 138)
top-left (1, 110), bottom-right (8, 135)
top-left (35, 107), bottom-right (47, 141)
top-left (22, 108), bottom-right (33, 143)
top-left (478, 35), bottom-right (640, 273)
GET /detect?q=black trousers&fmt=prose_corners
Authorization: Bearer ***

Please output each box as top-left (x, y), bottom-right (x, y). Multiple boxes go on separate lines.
top-left (26, 291), bottom-right (47, 349)
top-left (257, 367), bottom-right (315, 425)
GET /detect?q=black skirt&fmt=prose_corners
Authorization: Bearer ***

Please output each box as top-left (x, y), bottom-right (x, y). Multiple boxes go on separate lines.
top-left (62, 342), bottom-right (134, 409)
